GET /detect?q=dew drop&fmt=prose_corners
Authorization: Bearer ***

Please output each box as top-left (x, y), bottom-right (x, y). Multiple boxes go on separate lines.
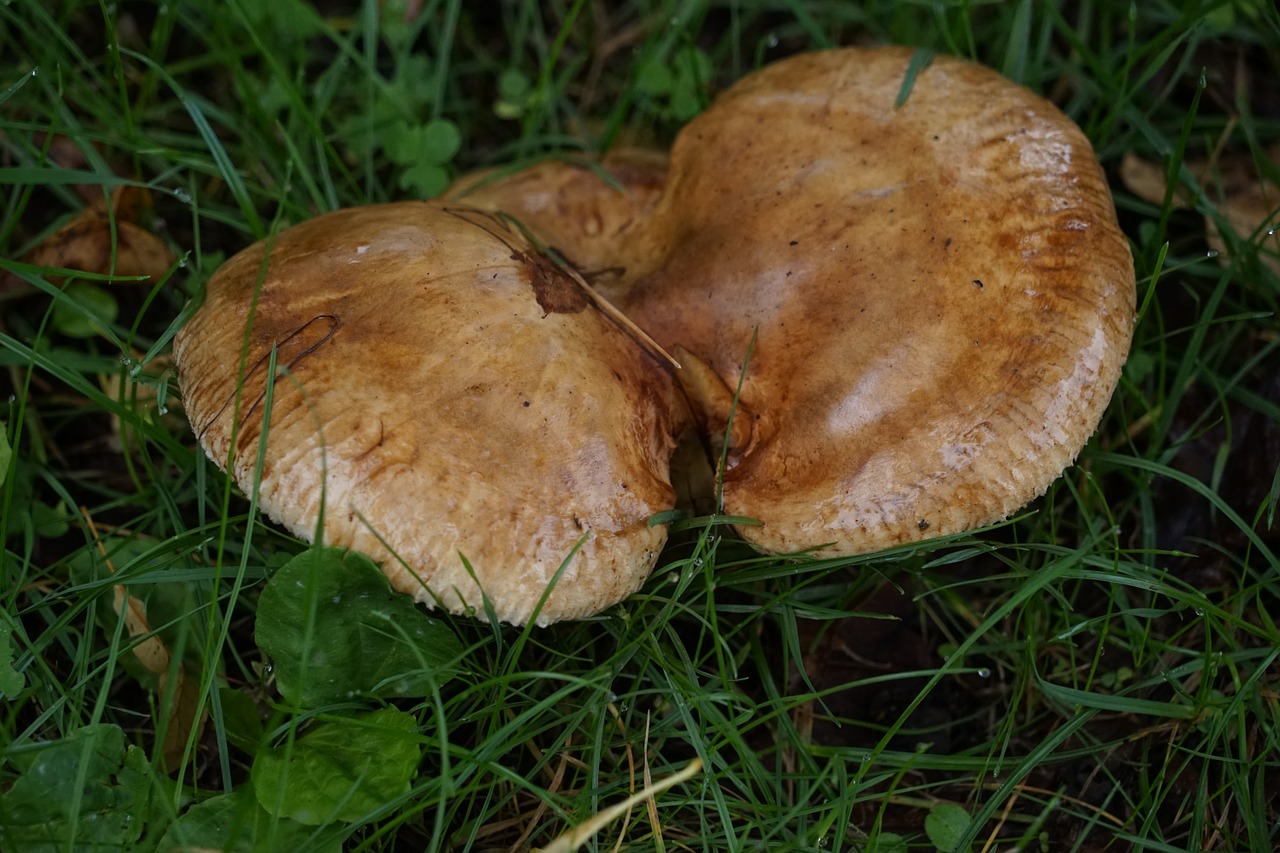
top-left (172, 187), bottom-right (192, 204)
top-left (693, 557), bottom-right (703, 569)
top-left (668, 572), bottom-right (679, 583)
top-left (1194, 608), bottom-right (1204, 616)
top-left (976, 667), bottom-right (991, 678)
top-left (1266, 228), bottom-right (1276, 237)
top-left (1205, 249), bottom-right (1220, 259)
top-left (766, 33), bottom-right (779, 48)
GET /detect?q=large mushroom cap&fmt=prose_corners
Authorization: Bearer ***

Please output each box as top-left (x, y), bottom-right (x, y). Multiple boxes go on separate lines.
top-left (174, 203), bottom-right (685, 625)
top-left (457, 46), bottom-right (1136, 556)
top-left (629, 47), bottom-right (1135, 554)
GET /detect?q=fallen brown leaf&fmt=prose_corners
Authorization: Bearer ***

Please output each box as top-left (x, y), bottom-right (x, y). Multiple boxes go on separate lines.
top-left (4, 185), bottom-right (176, 295)
top-left (1121, 144), bottom-right (1280, 274)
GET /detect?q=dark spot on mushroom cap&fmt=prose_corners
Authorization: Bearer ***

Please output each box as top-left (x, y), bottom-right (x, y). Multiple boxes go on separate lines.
top-left (514, 250), bottom-right (590, 316)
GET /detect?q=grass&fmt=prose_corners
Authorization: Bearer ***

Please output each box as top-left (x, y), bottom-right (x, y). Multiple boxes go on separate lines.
top-left (2, 0), bottom-right (1280, 850)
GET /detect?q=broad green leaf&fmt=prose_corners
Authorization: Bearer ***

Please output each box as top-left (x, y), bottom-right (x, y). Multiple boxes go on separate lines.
top-left (383, 120), bottom-right (425, 164)
top-left (51, 281), bottom-right (119, 339)
top-left (420, 118), bottom-right (461, 165)
top-left (498, 68), bottom-right (530, 101)
top-left (218, 686), bottom-right (266, 756)
top-left (925, 802), bottom-right (972, 852)
top-left (384, 119), bottom-right (459, 169)
top-left (241, 0), bottom-right (324, 39)
top-left (866, 832), bottom-right (908, 852)
top-left (670, 85), bottom-right (701, 122)
top-left (635, 60), bottom-right (674, 96)
top-left (673, 46), bottom-right (711, 87)
top-left (255, 547), bottom-right (463, 707)
top-left (251, 707), bottom-right (421, 825)
top-left (400, 162), bottom-right (450, 197)
top-left (158, 785), bottom-right (341, 853)
top-left (0, 724), bottom-right (149, 851)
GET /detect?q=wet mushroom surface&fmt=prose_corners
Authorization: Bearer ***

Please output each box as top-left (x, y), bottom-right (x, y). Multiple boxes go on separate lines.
top-left (458, 45), bottom-right (1137, 557)
top-left (177, 46), bottom-right (1135, 624)
top-left (174, 204), bottom-right (686, 626)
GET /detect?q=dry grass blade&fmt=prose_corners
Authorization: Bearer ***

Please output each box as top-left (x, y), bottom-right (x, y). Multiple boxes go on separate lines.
top-left (534, 758), bottom-right (702, 853)
top-left (81, 508), bottom-right (205, 771)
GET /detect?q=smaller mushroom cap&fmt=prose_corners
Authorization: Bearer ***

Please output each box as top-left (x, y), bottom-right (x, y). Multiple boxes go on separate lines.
top-left (174, 203), bottom-right (685, 625)
top-left (447, 149), bottom-right (671, 304)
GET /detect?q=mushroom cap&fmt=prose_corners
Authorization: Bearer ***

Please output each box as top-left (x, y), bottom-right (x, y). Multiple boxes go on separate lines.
top-left (452, 46), bottom-right (1136, 557)
top-left (620, 46), bottom-right (1135, 554)
top-left (174, 203), bottom-right (684, 625)
top-left (447, 149), bottom-right (671, 304)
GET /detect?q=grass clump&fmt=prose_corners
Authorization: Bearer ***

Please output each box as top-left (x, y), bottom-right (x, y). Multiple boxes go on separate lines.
top-left (3, 1), bottom-right (1279, 851)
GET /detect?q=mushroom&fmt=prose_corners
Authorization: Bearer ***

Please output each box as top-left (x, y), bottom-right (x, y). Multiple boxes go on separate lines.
top-left (174, 204), bottom-right (686, 626)
top-left (176, 46), bottom-right (1135, 625)
top-left (453, 46), bottom-right (1136, 557)
top-left (447, 148), bottom-right (670, 304)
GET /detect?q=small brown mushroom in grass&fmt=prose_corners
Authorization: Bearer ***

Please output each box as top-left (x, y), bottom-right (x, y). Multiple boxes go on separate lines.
top-left (176, 47), bottom-right (1134, 625)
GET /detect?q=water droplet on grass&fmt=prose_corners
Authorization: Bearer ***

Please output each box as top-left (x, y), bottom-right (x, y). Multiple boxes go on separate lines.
top-left (977, 667), bottom-right (991, 678)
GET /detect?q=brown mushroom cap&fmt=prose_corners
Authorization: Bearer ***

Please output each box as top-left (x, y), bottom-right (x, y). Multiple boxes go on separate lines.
top-left (447, 149), bottom-right (671, 304)
top-left (174, 203), bottom-right (685, 625)
top-left (457, 46), bottom-right (1136, 556)
top-left (178, 47), bottom-right (1136, 627)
